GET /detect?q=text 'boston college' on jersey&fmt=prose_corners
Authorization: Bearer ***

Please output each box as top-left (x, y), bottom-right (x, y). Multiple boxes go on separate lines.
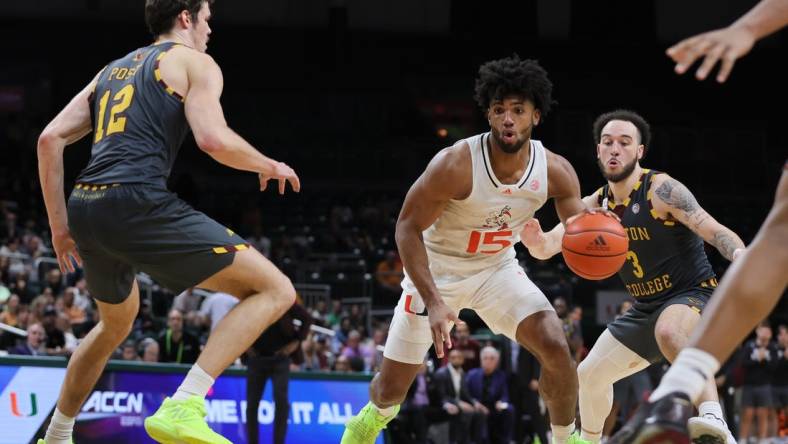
top-left (423, 132), bottom-right (548, 279)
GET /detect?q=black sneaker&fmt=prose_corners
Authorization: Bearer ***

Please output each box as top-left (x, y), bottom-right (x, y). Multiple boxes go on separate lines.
top-left (609, 392), bottom-right (693, 444)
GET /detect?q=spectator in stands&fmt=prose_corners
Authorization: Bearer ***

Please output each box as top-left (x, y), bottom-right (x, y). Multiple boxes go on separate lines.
top-left (173, 287), bottom-right (203, 320)
top-left (132, 299), bottom-right (162, 339)
top-left (341, 329), bottom-right (363, 361)
top-left (466, 346), bottom-right (513, 444)
top-left (347, 304), bottom-right (365, 331)
top-left (119, 339), bottom-right (140, 361)
top-left (157, 309), bottom-right (200, 364)
top-left (309, 299), bottom-right (328, 325)
top-left (740, 321), bottom-right (779, 442)
top-left (141, 338), bottom-right (160, 363)
top-left (554, 297), bottom-right (583, 360)
top-left (514, 346), bottom-right (549, 444)
top-left (42, 304), bottom-right (67, 356)
top-left (248, 226), bottom-right (272, 258)
top-left (434, 348), bottom-right (485, 444)
top-left (44, 268), bottom-right (63, 296)
top-left (362, 328), bottom-right (386, 372)
top-left (325, 300), bottom-right (345, 328)
top-left (776, 325), bottom-right (788, 436)
top-left (196, 291), bottom-right (239, 333)
top-left (313, 336), bottom-right (334, 370)
top-left (396, 361), bottom-right (434, 444)
top-left (58, 287), bottom-right (86, 327)
top-left (10, 274), bottom-right (35, 304)
top-left (333, 317), bottom-right (353, 353)
top-left (447, 321), bottom-right (481, 372)
top-left (245, 302), bottom-right (313, 444)
top-left (300, 335), bottom-right (324, 371)
top-left (334, 354), bottom-right (352, 372)
top-left (56, 315), bottom-right (79, 355)
top-left (9, 322), bottom-right (46, 356)
top-left (375, 250), bottom-right (403, 306)
top-left (0, 236), bottom-right (26, 278)
top-left (0, 293), bottom-right (21, 327)
top-left (72, 278), bottom-right (91, 311)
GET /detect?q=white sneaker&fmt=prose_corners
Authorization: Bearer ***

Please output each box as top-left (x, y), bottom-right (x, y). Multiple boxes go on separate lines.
top-left (688, 414), bottom-right (736, 444)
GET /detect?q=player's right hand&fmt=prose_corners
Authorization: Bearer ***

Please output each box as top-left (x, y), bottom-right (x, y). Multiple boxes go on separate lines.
top-left (427, 300), bottom-right (462, 359)
top-left (666, 26), bottom-right (756, 83)
top-left (259, 161), bottom-right (301, 194)
top-left (52, 229), bottom-right (82, 274)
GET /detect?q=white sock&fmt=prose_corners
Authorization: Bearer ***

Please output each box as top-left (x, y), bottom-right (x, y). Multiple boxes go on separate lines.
top-left (649, 348), bottom-right (719, 403)
top-left (172, 364), bottom-right (214, 401)
top-left (44, 408), bottom-right (75, 444)
top-left (581, 427), bottom-right (603, 443)
top-left (551, 421), bottom-right (576, 444)
top-left (698, 401), bottom-right (726, 424)
top-left (371, 402), bottom-right (397, 417)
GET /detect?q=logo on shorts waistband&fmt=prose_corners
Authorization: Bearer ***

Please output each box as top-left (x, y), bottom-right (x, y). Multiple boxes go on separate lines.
top-left (404, 294), bottom-right (428, 316)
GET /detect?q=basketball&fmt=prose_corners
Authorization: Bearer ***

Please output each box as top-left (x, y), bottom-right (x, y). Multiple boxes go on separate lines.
top-left (561, 213), bottom-right (629, 280)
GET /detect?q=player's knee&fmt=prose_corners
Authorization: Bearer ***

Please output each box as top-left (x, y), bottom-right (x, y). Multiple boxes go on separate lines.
top-left (533, 335), bottom-right (573, 370)
top-left (654, 324), bottom-right (684, 359)
top-left (576, 358), bottom-right (595, 388)
top-left (272, 277), bottom-right (296, 311)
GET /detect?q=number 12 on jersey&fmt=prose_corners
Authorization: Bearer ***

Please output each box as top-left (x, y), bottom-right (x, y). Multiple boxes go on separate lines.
top-left (466, 230), bottom-right (513, 254)
top-left (94, 84), bottom-right (135, 143)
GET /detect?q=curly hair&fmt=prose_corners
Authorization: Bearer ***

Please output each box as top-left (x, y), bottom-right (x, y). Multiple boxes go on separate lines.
top-left (474, 54), bottom-right (555, 116)
top-left (592, 109), bottom-right (651, 156)
top-left (145, 0), bottom-right (213, 38)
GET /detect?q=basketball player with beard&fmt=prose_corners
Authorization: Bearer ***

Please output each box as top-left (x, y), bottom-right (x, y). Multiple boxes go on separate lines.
top-left (342, 54), bottom-right (597, 444)
top-left (522, 110), bottom-right (745, 444)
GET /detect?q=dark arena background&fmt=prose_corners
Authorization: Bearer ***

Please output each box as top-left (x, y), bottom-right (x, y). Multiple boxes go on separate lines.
top-left (0, 1), bottom-right (786, 443)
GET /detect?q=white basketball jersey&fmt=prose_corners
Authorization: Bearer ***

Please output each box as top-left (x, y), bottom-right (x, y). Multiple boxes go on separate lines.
top-left (422, 132), bottom-right (548, 280)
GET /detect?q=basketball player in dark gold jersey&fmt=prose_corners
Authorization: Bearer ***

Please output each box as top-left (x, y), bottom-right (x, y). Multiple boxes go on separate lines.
top-left (36, 1), bottom-right (299, 443)
top-left (522, 110), bottom-right (745, 444)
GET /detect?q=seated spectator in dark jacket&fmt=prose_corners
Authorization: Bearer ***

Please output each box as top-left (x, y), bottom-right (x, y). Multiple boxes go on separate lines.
top-left (157, 309), bottom-right (200, 364)
top-left (9, 322), bottom-right (46, 356)
top-left (433, 349), bottom-right (486, 444)
top-left (41, 305), bottom-right (67, 356)
top-left (466, 346), bottom-right (513, 444)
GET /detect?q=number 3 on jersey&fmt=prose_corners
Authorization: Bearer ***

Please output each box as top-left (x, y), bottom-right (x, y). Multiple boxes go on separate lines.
top-left (466, 230), bottom-right (512, 254)
top-left (94, 84), bottom-right (135, 143)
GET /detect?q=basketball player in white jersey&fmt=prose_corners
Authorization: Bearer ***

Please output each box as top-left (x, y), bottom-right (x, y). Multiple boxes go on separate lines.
top-left (341, 55), bottom-right (595, 444)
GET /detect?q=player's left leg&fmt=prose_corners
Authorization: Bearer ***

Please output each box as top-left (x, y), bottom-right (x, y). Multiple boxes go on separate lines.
top-left (471, 260), bottom-right (585, 444)
top-left (654, 303), bottom-right (735, 444)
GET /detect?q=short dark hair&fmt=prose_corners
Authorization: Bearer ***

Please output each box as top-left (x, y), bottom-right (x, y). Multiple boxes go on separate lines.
top-left (592, 109), bottom-right (651, 156)
top-left (145, 0), bottom-right (212, 38)
top-left (474, 54), bottom-right (555, 117)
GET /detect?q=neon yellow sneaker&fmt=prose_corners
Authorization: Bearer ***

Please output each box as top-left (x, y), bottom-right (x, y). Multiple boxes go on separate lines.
top-left (554, 432), bottom-right (593, 444)
top-left (144, 396), bottom-right (230, 444)
top-left (340, 402), bottom-right (399, 444)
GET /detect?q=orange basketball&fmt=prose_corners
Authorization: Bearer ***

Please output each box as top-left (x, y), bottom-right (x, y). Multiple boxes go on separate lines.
top-left (561, 212), bottom-right (629, 280)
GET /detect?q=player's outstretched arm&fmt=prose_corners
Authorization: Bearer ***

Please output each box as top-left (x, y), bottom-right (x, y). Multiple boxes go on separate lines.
top-left (650, 174), bottom-right (745, 261)
top-left (395, 144), bottom-right (468, 358)
top-left (184, 52), bottom-right (299, 194)
top-left (667, 0), bottom-right (788, 82)
top-left (521, 193), bottom-right (598, 260)
top-left (38, 73), bottom-right (99, 273)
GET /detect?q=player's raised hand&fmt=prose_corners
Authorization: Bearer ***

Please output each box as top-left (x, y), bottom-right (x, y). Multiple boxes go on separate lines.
top-left (52, 229), bottom-right (82, 274)
top-left (428, 300), bottom-right (462, 358)
top-left (666, 26), bottom-right (756, 83)
top-left (259, 161), bottom-right (301, 194)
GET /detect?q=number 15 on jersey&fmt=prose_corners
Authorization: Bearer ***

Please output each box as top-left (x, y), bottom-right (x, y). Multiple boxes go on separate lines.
top-left (466, 230), bottom-right (513, 254)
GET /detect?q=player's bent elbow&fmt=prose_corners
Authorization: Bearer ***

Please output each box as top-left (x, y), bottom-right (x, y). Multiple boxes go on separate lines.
top-left (194, 132), bottom-right (224, 155)
top-left (37, 130), bottom-right (59, 153)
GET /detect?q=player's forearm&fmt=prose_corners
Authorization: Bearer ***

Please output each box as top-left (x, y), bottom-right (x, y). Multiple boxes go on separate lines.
top-left (708, 226), bottom-right (745, 261)
top-left (198, 126), bottom-right (277, 174)
top-left (394, 223), bottom-right (442, 308)
top-left (37, 134), bottom-right (69, 234)
top-left (731, 0), bottom-right (788, 40)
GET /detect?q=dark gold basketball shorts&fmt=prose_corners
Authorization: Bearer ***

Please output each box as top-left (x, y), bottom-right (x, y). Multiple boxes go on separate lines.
top-left (607, 284), bottom-right (714, 363)
top-left (67, 183), bottom-right (248, 304)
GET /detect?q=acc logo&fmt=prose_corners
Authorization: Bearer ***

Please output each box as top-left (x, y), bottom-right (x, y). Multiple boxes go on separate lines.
top-left (529, 179), bottom-right (540, 191)
top-left (632, 203), bottom-right (640, 214)
top-left (10, 392), bottom-right (38, 417)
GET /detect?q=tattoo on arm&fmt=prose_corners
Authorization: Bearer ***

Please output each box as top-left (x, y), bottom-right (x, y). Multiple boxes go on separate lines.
top-left (654, 179), bottom-right (700, 215)
top-left (711, 231), bottom-right (739, 261)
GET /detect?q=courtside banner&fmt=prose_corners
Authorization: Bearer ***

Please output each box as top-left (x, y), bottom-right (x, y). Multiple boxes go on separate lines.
top-left (0, 357), bottom-right (381, 444)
